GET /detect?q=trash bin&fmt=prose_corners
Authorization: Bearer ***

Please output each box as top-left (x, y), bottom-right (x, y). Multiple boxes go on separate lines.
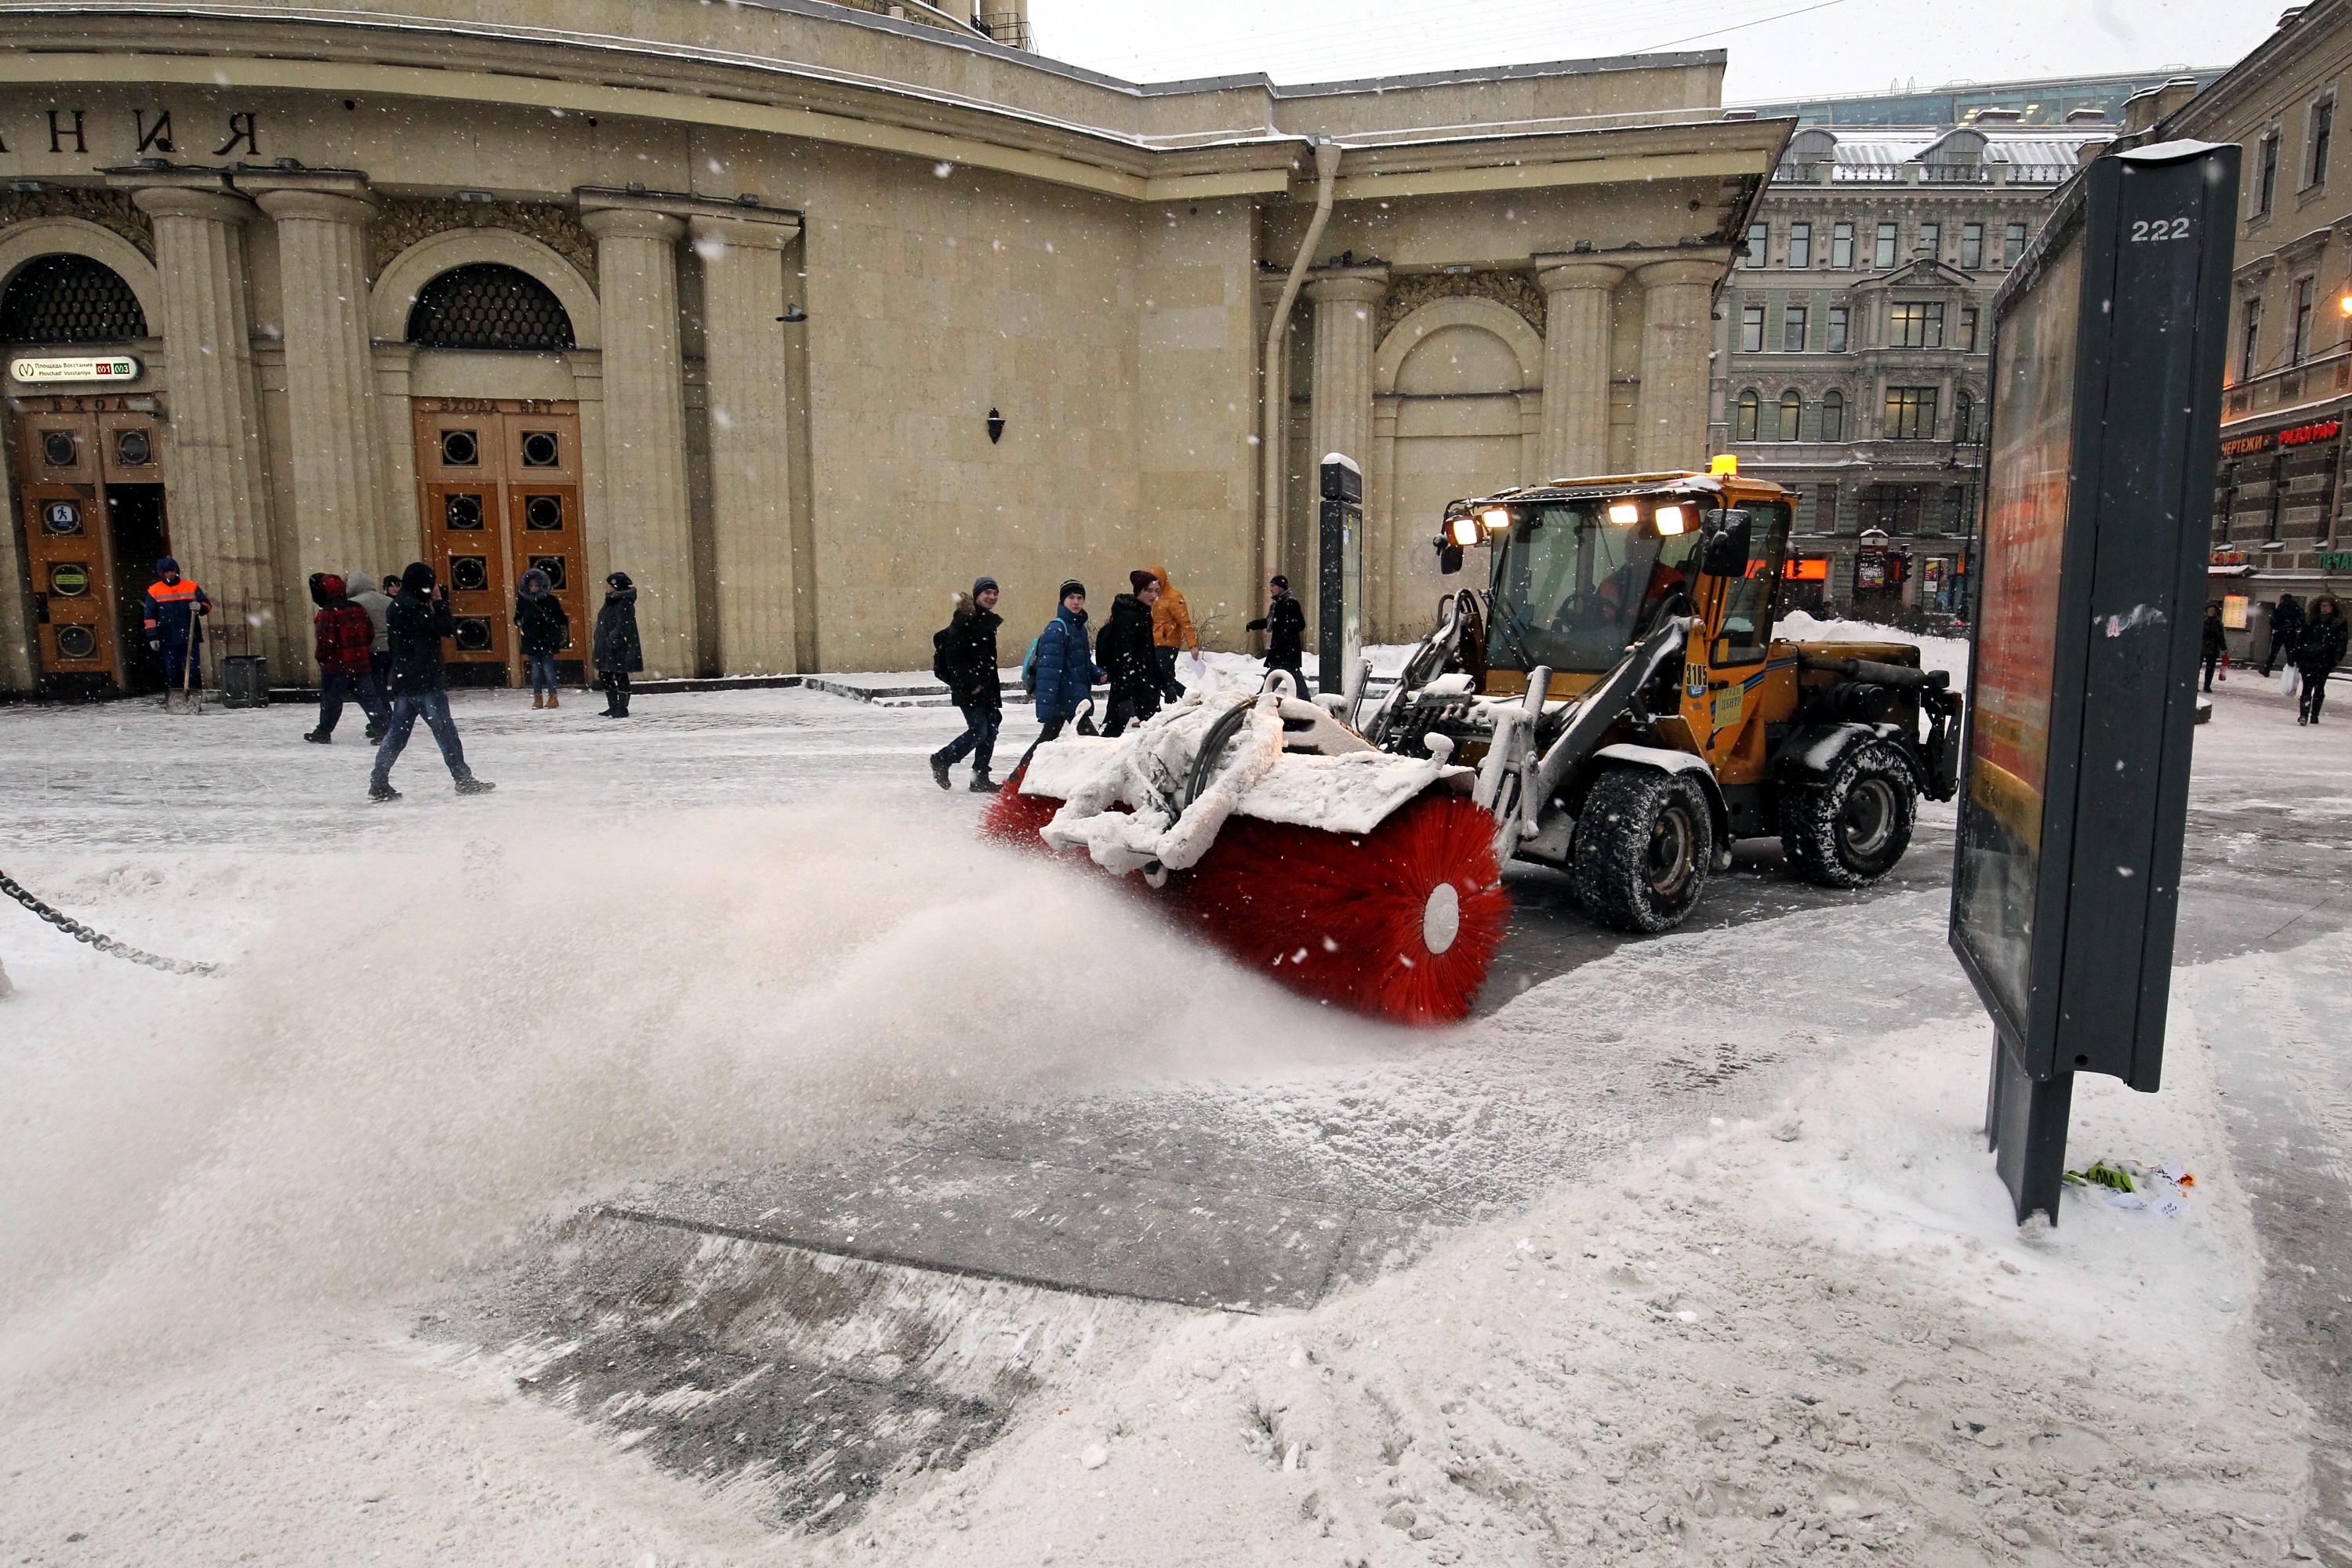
top-left (220, 654), bottom-right (270, 709)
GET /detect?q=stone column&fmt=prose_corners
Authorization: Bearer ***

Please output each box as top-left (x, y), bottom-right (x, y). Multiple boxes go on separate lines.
top-left (690, 213), bottom-right (801, 675)
top-left (1306, 269), bottom-right (1387, 478)
top-left (1535, 259), bottom-right (1624, 481)
top-left (1370, 394), bottom-right (1401, 638)
top-left (373, 343), bottom-right (421, 568)
top-left (130, 183), bottom-right (275, 665)
top-left (582, 205), bottom-right (695, 678)
top-left (251, 183), bottom-right (397, 592)
top-left (1634, 257), bottom-right (1728, 473)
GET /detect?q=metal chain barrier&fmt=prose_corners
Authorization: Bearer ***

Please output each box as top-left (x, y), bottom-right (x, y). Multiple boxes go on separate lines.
top-left (0, 869), bottom-right (222, 977)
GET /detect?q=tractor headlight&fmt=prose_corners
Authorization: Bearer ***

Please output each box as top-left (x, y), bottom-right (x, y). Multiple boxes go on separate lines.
top-left (1479, 506), bottom-right (1513, 535)
top-left (1654, 504), bottom-right (1690, 535)
top-left (1446, 514), bottom-right (1481, 547)
top-left (1607, 502), bottom-right (1642, 525)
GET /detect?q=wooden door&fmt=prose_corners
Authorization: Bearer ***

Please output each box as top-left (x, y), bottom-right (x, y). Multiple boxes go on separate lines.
top-left (414, 406), bottom-right (511, 678)
top-left (503, 416), bottom-right (586, 681)
top-left (15, 412), bottom-right (118, 684)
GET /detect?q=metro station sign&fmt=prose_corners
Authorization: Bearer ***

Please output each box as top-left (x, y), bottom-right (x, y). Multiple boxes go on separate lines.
top-left (9, 355), bottom-right (140, 383)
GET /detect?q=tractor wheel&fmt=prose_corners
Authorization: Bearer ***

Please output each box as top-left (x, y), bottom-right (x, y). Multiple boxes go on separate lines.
top-left (1570, 766), bottom-right (1715, 934)
top-left (1777, 739), bottom-right (1917, 888)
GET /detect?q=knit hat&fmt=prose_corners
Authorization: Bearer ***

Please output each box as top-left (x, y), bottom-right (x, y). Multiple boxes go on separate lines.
top-left (607, 572), bottom-right (633, 590)
top-left (321, 574), bottom-right (346, 599)
top-left (1058, 579), bottom-right (1086, 601)
top-left (974, 575), bottom-right (1000, 597)
top-left (1129, 569), bottom-right (1156, 595)
top-left (155, 556), bottom-right (179, 575)
top-left (401, 561), bottom-right (437, 594)
top-left (1270, 575), bottom-right (1290, 591)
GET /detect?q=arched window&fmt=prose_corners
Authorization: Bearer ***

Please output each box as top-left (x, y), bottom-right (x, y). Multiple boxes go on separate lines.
top-left (405, 263), bottom-right (575, 350)
top-left (0, 254), bottom-right (148, 343)
top-left (1735, 390), bottom-right (1761, 442)
top-left (1780, 390), bottom-right (1804, 442)
top-left (1820, 390), bottom-right (1846, 442)
top-left (1954, 388), bottom-right (1975, 442)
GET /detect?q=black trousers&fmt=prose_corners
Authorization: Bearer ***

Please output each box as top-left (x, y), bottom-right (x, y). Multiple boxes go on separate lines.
top-left (1102, 681), bottom-right (1160, 738)
top-left (2201, 651), bottom-right (2221, 691)
top-left (600, 669), bottom-right (632, 714)
top-left (1154, 645), bottom-right (1184, 702)
top-left (2303, 670), bottom-right (2330, 721)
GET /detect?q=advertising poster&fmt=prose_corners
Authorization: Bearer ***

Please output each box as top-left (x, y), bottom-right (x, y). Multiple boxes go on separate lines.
top-left (1954, 230), bottom-right (2084, 1026)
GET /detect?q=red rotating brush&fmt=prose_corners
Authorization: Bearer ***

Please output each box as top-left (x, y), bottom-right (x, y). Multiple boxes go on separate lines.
top-left (978, 763), bottom-right (1062, 851)
top-left (1167, 793), bottom-right (1509, 1025)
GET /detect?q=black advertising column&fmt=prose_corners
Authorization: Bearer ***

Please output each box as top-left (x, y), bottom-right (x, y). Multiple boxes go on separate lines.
top-left (1317, 452), bottom-right (1363, 698)
top-left (1951, 141), bottom-right (2240, 1225)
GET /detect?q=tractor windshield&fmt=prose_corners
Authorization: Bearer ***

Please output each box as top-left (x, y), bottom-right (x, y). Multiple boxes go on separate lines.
top-left (1484, 499), bottom-right (1702, 673)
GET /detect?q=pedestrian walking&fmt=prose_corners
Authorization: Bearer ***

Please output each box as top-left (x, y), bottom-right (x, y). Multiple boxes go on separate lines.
top-left (348, 566), bottom-right (392, 739)
top-left (1098, 569), bottom-right (1162, 737)
top-left (2200, 602), bottom-right (2227, 694)
top-left (1149, 565), bottom-right (1198, 702)
top-left (514, 568), bottom-right (569, 710)
top-left (1246, 574), bottom-right (1306, 683)
top-left (593, 572), bottom-right (642, 717)
top-left (929, 575), bottom-right (1004, 792)
top-left (2264, 593), bottom-right (2306, 677)
top-left (141, 556), bottom-right (211, 713)
top-left (1032, 579), bottom-right (1103, 744)
top-left (306, 574), bottom-right (389, 743)
top-left (369, 562), bottom-right (495, 802)
top-left (2297, 596), bottom-right (2348, 725)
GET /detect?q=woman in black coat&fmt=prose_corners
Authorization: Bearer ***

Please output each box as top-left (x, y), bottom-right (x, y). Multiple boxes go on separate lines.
top-left (2200, 602), bottom-right (2227, 694)
top-left (593, 572), bottom-right (643, 718)
top-left (514, 567), bottom-right (570, 709)
top-left (2297, 595), bottom-right (2349, 725)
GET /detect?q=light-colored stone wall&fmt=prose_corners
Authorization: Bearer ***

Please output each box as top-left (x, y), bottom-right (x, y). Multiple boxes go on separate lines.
top-left (0, 1), bottom-right (1784, 690)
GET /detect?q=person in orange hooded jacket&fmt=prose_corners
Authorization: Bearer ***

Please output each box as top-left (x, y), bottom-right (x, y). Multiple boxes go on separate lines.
top-left (1149, 565), bottom-right (1197, 702)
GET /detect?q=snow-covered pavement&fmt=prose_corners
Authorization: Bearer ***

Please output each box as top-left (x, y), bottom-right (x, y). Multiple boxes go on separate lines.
top-left (0, 664), bottom-right (2346, 1565)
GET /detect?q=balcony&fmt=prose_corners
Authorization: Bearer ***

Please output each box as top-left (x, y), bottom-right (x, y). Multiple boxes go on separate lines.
top-left (2224, 347), bottom-right (2352, 423)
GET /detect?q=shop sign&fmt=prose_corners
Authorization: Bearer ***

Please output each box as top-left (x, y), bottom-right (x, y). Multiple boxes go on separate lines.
top-left (2320, 550), bottom-right (2352, 572)
top-left (2221, 432), bottom-right (2272, 456)
top-left (9, 355), bottom-right (139, 383)
top-left (2282, 419), bottom-right (2343, 447)
top-left (2223, 593), bottom-right (2249, 629)
top-left (2212, 547), bottom-right (2249, 565)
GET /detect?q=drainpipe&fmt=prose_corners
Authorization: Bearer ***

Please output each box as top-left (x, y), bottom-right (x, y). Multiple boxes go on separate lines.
top-left (1260, 139), bottom-right (1343, 626)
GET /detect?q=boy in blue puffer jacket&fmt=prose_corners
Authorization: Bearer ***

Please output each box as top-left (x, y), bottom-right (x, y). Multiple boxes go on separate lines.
top-left (1032, 579), bottom-right (1103, 742)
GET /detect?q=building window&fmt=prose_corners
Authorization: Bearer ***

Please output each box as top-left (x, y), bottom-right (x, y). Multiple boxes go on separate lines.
top-left (1740, 304), bottom-right (1765, 352)
top-left (405, 263), bottom-right (577, 351)
top-left (1874, 222), bottom-right (1899, 269)
top-left (1885, 385), bottom-right (1939, 440)
top-left (1821, 390), bottom-right (1846, 441)
top-left (1780, 390), bottom-right (1803, 441)
top-left (1960, 222), bottom-right (1985, 270)
top-left (0, 253), bottom-right (150, 344)
top-left (1784, 305), bottom-right (1809, 351)
top-left (2003, 222), bottom-right (2027, 267)
top-left (1745, 222), bottom-right (1769, 267)
top-left (1826, 306), bottom-right (1849, 354)
top-left (1788, 222), bottom-right (1813, 268)
top-left (2241, 298), bottom-right (2263, 381)
top-left (1736, 390), bottom-right (1761, 441)
top-left (2293, 275), bottom-right (2315, 364)
top-left (2258, 130), bottom-right (2280, 216)
top-left (1891, 301), bottom-right (1946, 348)
top-left (1954, 388), bottom-right (1974, 441)
top-left (1918, 221), bottom-right (1941, 260)
top-left (1817, 482), bottom-right (1840, 532)
top-left (1831, 221), bottom-right (1855, 268)
top-left (2310, 98), bottom-right (2334, 189)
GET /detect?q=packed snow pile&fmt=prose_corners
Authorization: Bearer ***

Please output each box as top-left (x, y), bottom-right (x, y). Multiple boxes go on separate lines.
top-left (1777, 609), bottom-right (1970, 691)
top-left (865, 965), bottom-right (2311, 1568)
top-left (1023, 689), bottom-right (1467, 876)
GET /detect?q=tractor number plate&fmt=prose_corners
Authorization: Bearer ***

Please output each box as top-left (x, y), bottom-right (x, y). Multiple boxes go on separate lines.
top-left (1684, 661), bottom-right (1707, 699)
top-left (1711, 683), bottom-right (1745, 731)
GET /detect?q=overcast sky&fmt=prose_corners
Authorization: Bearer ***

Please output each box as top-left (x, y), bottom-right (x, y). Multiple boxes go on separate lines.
top-left (1025, 0), bottom-right (2281, 103)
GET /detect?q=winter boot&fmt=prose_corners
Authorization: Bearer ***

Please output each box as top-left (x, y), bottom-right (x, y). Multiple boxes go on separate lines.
top-left (533, 691), bottom-right (546, 710)
top-left (303, 730), bottom-right (332, 744)
top-left (368, 780), bottom-right (401, 803)
top-left (546, 691), bottom-right (559, 710)
top-left (455, 776), bottom-right (497, 796)
top-left (931, 756), bottom-right (953, 790)
top-left (365, 724), bottom-right (385, 742)
top-left (968, 771), bottom-right (1000, 793)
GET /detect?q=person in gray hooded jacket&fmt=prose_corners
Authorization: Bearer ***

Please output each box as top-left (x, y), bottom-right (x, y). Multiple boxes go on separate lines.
top-left (347, 567), bottom-right (392, 739)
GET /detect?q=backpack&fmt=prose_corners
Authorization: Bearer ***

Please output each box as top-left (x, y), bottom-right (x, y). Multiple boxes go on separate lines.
top-left (931, 621), bottom-right (956, 684)
top-left (1020, 637), bottom-right (1040, 698)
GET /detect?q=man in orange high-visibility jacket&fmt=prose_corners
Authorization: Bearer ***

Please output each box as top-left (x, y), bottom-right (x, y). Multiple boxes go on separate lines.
top-left (142, 557), bottom-right (211, 711)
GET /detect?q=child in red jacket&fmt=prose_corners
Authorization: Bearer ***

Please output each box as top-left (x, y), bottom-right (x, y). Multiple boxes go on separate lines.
top-left (306, 574), bottom-right (390, 743)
